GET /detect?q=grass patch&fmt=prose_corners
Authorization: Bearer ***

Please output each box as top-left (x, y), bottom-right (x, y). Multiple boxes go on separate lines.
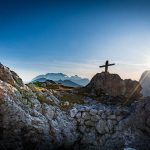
top-left (59, 93), bottom-right (85, 111)
top-left (60, 93), bottom-right (84, 104)
top-left (27, 83), bottom-right (45, 92)
top-left (28, 81), bottom-right (74, 91)
top-left (36, 94), bottom-right (54, 105)
top-left (30, 81), bottom-right (60, 90)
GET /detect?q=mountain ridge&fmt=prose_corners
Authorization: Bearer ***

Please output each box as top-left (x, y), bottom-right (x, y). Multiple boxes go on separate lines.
top-left (32, 73), bottom-right (90, 86)
top-left (57, 79), bottom-right (81, 87)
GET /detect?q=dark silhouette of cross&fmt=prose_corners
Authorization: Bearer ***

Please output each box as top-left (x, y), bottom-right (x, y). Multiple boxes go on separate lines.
top-left (99, 60), bottom-right (115, 73)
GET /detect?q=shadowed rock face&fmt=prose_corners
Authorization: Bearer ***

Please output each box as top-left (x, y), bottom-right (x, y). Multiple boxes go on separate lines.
top-left (85, 72), bottom-right (142, 100)
top-left (139, 70), bottom-right (150, 96)
top-left (0, 64), bottom-right (150, 150)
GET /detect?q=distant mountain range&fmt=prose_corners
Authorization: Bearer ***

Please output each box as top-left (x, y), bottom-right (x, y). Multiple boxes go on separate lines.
top-left (139, 70), bottom-right (150, 96)
top-left (32, 73), bottom-right (90, 87)
top-left (56, 80), bottom-right (80, 87)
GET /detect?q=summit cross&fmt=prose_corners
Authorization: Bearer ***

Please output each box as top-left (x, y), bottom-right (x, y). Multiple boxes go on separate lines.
top-left (99, 60), bottom-right (115, 73)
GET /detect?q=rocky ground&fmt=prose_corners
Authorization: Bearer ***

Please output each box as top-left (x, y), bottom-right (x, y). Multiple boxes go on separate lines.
top-left (0, 63), bottom-right (150, 150)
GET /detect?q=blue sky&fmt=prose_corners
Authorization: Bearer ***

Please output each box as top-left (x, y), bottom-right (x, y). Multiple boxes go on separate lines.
top-left (1, 0), bottom-right (150, 82)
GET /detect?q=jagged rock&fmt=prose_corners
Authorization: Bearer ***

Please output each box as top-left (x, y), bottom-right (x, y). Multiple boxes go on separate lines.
top-left (70, 108), bottom-right (78, 118)
top-left (0, 63), bottom-right (23, 87)
top-left (84, 72), bottom-right (142, 102)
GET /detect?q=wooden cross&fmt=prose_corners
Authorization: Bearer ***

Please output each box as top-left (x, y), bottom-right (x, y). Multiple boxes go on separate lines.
top-left (99, 60), bottom-right (115, 73)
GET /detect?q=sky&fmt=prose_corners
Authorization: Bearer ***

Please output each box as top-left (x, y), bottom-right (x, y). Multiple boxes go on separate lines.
top-left (1, 0), bottom-right (150, 82)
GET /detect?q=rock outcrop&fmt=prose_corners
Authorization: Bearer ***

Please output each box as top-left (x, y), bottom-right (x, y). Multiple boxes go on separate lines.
top-left (0, 63), bottom-right (24, 87)
top-left (0, 64), bottom-right (150, 150)
top-left (139, 70), bottom-right (150, 96)
top-left (84, 72), bottom-right (142, 102)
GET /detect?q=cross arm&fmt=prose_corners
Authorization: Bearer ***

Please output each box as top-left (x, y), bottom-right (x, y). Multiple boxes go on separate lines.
top-left (108, 63), bottom-right (115, 66)
top-left (99, 65), bottom-right (106, 68)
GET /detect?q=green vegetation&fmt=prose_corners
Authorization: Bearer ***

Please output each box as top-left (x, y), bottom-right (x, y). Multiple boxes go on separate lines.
top-left (59, 93), bottom-right (84, 111)
top-left (17, 87), bottom-right (33, 100)
top-left (30, 81), bottom-right (60, 90)
top-left (28, 81), bottom-right (74, 91)
top-left (36, 94), bottom-right (50, 104)
top-left (15, 78), bottom-right (23, 86)
top-left (60, 93), bottom-right (84, 104)
top-left (27, 83), bottom-right (55, 105)
top-left (27, 83), bottom-right (45, 92)
top-left (27, 81), bottom-right (85, 110)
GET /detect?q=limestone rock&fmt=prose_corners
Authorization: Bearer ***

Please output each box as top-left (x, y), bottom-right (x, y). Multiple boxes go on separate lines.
top-left (42, 103), bottom-right (55, 120)
top-left (70, 108), bottom-right (78, 118)
top-left (84, 72), bottom-right (142, 101)
top-left (0, 63), bottom-right (24, 87)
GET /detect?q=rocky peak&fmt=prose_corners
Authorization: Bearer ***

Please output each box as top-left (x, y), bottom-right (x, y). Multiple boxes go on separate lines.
top-left (84, 72), bottom-right (142, 101)
top-left (0, 63), bottom-right (24, 87)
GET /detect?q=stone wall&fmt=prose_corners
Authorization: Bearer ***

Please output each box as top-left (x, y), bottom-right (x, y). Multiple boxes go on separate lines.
top-left (70, 105), bottom-right (131, 149)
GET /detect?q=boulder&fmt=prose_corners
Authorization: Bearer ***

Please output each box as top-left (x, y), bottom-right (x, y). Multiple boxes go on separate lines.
top-left (76, 112), bottom-right (82, 119)
top-left (96, 120), bottom-right (108, 134)
top-left (84, 72), bottom-right (142, 101)
top-left (70, 108), bottom-right (78, 118)
top-left (89, 109), bottom-right (98, 115)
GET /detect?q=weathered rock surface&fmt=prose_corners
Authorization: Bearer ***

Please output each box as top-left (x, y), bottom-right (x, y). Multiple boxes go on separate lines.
top-left (0, 80), bottom-right (78, 150)
top-left (84, 72), bottom-right (142, 101)
top-left (139, 70), bottom-right (150, 96)
top-left (0, 63), bottom-right (150, 150)
top-left (0, 63), bottom-right (24, 87)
